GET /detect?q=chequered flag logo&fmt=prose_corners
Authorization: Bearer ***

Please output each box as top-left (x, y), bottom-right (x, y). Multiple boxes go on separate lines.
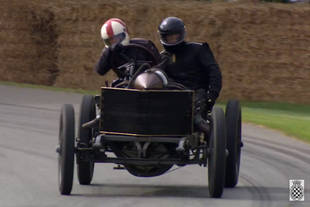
top-left (289, 180), bottom-right (304, 201)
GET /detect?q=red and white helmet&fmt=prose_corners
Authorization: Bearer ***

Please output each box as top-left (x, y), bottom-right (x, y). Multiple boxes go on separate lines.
top-left (100, 18), bottom-right (130, 48)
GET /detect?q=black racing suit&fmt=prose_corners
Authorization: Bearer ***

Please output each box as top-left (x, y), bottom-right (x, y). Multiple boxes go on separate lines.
top-left (95, 38), bottom-right (160, 81)
top-left (161, 41), bottom-right (222, 110)
top-left (160, 41), bottom-right (222, 131)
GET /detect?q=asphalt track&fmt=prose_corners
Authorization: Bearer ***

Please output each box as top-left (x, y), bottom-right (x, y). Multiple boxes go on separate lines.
top-left (0, 85), bottom-right (309, 207)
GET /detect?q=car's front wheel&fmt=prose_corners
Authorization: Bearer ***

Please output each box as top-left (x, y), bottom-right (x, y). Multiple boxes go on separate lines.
top-left (58, 104), bottom-right (75, 195)
top-left (207, 106), bottom-right (227, 198)
top-left (77, 95), bottom-right (96, 185)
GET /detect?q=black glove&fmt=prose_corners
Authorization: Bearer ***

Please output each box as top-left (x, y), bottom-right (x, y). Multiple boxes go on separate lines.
top-left (158, 51), bottom-right (173, 69)
top-left (160, 50), bottom-right (172, 59)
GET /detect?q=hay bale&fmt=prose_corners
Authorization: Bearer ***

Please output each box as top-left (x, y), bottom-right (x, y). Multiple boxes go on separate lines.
top-left (0, 0), bottom-right (59, 85)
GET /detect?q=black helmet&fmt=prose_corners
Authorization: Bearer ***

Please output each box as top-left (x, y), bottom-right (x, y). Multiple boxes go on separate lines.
top-left (158, 17), bottom-right (186, 46)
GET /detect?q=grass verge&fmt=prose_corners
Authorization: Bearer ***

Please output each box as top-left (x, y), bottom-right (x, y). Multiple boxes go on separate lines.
top-left (1, 81), bottom-right (309, 142)
top-left (240, 101), bottom-right (310, 143)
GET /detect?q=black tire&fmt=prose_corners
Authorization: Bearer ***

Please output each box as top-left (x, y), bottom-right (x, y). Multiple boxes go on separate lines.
top-left (208, 106), bottom-right (227, 198)
top-left (58, 104), bottom-right (75, 195)
top-left (77, 95), bottom-right (95, 185)
top-left (225, 100), bottom-right (242, 188)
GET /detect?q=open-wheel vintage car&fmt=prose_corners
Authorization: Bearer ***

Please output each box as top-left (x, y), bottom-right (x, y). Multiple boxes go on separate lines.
top-left (56, 42), bottom-right (242, 198)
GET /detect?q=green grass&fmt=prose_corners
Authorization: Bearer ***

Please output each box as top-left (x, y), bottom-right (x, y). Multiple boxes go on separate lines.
top-left (239, 101), bottom-right (310, 143)
top-left (1, 80), bottom-right (309, 142)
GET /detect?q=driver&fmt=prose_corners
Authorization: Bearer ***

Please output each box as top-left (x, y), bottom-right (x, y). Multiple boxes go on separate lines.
top-left (158, 17), bottom-right (222, 132)
top-left (95, 18), bottom-right (160, 83)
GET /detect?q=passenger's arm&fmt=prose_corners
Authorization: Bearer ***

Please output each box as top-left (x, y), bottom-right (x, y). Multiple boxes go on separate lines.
top-left (95, 47), bottom-right (112, 75)
top-left (199, 43), bottom-right (222, 101)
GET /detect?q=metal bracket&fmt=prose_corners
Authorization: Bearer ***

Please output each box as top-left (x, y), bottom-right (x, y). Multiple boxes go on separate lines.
top-left (142, 142), bottom-right (151, 157)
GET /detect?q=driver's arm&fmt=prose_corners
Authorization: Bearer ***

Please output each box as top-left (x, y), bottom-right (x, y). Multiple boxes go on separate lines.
top-left (95, 47), bottom-right (112, 75)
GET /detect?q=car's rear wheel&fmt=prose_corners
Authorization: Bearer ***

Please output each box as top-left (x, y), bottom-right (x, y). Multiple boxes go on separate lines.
top-left (58, 104), bottom-right (75, 195)
top-left (208, 106), bottom-right (227, 198)
top-left (77, 95), bottom-right (95, 185)
top-left (225, 100), bottom-right (242, 188)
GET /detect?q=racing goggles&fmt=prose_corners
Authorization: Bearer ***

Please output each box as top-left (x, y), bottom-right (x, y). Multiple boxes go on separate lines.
top-left (103, 33), bottom-right (126, 48)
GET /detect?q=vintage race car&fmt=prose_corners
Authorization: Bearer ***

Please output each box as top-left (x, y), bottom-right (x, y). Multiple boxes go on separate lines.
top-left (56, 43), bottom-right (242, 198)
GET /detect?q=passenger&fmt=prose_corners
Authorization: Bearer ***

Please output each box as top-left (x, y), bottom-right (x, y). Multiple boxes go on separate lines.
top-left (158, 17), bottom-right (222, 132)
